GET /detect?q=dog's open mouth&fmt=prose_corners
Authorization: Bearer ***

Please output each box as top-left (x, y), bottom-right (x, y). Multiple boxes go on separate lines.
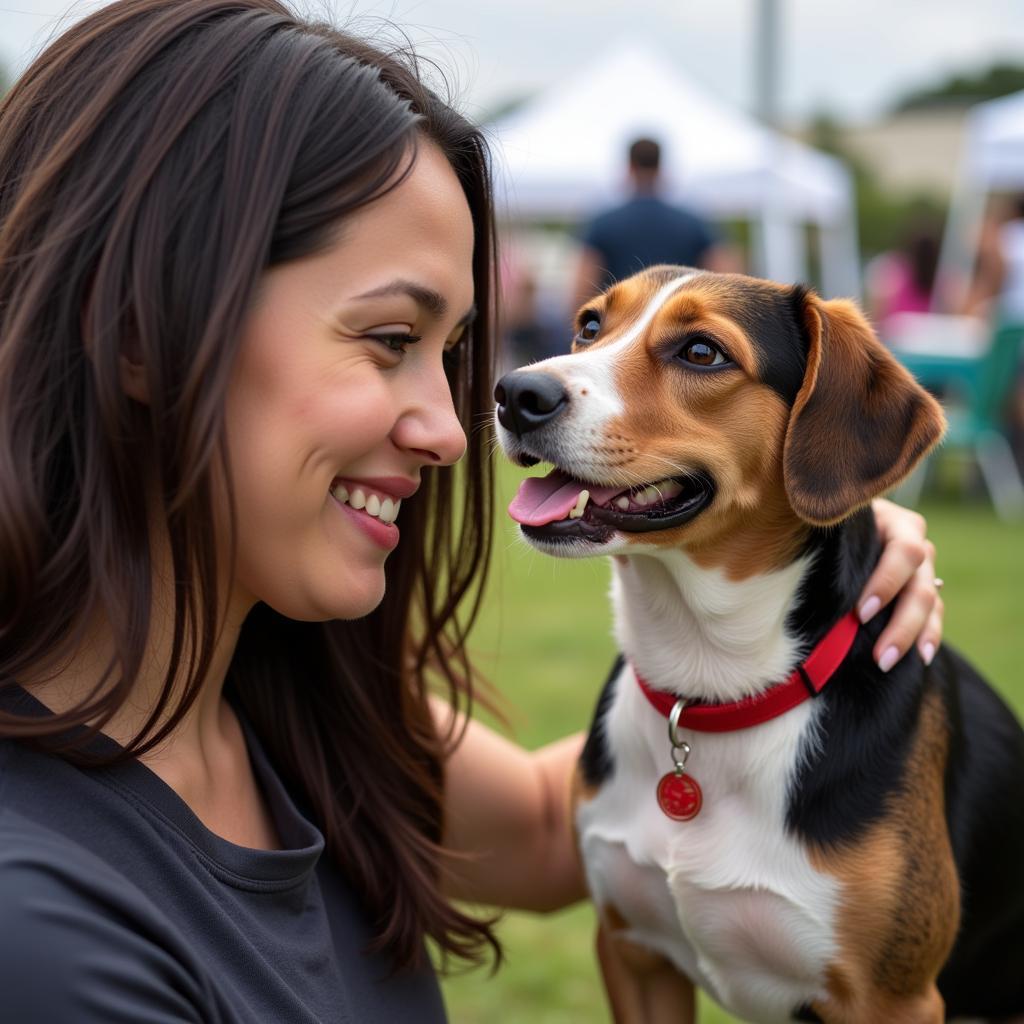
top-left (508, 467), bottom-right (715, 543)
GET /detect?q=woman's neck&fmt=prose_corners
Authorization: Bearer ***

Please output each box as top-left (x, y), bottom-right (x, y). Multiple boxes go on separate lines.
top-left (23, 593), bottom-right (283, 849)
top-left (24, 568), bottom-right (254, 782)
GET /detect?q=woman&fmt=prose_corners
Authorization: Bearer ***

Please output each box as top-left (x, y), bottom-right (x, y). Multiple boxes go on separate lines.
top-left (0, 1), bottom-right (942, 1020)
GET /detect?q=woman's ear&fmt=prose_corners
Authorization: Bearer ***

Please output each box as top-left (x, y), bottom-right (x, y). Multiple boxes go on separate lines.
top-left (783, 290), bottom-right (945, 525)
top-left (118, 353), bottom-right (150, 404)
top-left (82, 285), bottom-right (150, 404)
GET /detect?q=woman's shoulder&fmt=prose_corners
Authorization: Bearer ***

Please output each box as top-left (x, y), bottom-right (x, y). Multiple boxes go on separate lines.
top-left (0, 799), bottom-right (194, 954)
top-left (0, 806), bottom-right (209, 1023)
top-left (0, 737), bottom-right (214, 1004)
top-left (0, 802), bottom-right (139, 926)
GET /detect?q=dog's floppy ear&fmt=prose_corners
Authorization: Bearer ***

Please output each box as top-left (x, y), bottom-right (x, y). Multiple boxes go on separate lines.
top-left (783, 288), bottom-right (945, 525)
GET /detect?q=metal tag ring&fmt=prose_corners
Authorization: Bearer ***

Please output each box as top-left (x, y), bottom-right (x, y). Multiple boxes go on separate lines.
top-left (668, 698), bottom-right (689, 749)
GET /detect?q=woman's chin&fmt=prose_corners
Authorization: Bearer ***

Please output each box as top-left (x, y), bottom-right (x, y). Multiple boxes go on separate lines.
top-left (257, 570), bottom-right (387, 623)
top-left (320, 579), bottom-right (387, 622)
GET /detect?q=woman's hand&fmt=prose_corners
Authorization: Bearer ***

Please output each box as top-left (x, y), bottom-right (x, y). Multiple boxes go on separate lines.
top-left (863, 499), bottom-right (943, 671)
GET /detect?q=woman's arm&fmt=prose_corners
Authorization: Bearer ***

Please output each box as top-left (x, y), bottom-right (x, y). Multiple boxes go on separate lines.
top-left (440, 500), bottom-right (943, 911)
top-left (434, 696), bottom-right (586, 912)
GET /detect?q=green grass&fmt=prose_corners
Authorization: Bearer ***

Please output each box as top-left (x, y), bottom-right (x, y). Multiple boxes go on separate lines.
top-left (441, 462), bottom-right (1024, 1023)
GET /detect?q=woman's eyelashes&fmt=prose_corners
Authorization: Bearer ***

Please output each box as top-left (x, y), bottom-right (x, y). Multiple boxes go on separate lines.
top-left (362, 321), bottom-right (467, 362)
top-left (365, 331), bottom-right (422, 354)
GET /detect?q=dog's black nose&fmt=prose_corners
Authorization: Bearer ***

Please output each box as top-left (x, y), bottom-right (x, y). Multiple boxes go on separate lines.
top-left (494, 371), bottom-right (569, 436)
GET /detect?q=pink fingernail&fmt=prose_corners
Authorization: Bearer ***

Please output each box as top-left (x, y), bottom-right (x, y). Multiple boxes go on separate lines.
top-left (922, 642), bottom-right (936, 666)
top-left (859, 596), bottom-right (881, 623)
top-left (878, 646), bottom-right (900, 673)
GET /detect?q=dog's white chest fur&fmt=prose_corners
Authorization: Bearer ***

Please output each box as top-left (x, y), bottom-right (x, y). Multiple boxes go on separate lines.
top-left (577, 551), bottom-right (843, 1022)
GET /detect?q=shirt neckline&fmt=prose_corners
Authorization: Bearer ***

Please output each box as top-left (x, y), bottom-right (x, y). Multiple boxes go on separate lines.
top-left (0, 683), bottom-right (325, 891)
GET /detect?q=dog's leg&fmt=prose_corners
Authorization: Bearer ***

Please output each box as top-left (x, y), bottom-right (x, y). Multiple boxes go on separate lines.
top-left (596, 920), bottom-right (696, 1024)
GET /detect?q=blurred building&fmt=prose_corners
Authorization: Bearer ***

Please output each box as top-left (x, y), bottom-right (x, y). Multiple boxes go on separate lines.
top-left (840, 108), bottom-right (970, 196)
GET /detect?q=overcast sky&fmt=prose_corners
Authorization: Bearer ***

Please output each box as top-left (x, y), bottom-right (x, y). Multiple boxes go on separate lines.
top-left (3, 0), bottom-right (1024, 123)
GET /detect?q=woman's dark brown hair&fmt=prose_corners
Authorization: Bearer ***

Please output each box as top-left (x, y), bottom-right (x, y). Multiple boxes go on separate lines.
top-left (0, 0), bottom-right (497, 969)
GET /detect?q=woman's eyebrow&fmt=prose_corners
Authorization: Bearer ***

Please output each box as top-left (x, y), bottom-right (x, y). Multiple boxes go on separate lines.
top-left (355, 278), bottom-right (446, 317)
top-left (354, 278), bottom-right (474, 327)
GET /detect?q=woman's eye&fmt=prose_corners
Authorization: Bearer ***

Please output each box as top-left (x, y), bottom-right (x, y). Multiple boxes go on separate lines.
top-left (575, 316), bottom-right (601, 344)
top-left (367, 332), bottom-right (421, 354)
top-left (678, 338), bottom-right (728, 367)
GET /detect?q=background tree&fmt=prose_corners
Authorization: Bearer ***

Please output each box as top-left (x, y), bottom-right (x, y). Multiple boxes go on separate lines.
top-left (894, 62), bottom-right (1024, 113)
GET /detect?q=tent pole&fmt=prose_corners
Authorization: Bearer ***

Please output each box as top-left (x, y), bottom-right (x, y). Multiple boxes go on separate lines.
top-left (755, 0), bottom-right (781, 128)
top-left (933, 148), bottom-right (987, 314)
top-left (819, 212), bottom-right (861, 300)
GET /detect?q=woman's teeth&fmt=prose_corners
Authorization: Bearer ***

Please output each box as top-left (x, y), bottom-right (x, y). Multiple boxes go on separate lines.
top-left (330, 484), bottom-right (401, 525)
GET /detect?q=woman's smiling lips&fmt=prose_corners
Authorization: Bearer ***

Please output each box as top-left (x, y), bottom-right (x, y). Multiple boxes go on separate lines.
top-left (328, 476), bottom-right (419, 550)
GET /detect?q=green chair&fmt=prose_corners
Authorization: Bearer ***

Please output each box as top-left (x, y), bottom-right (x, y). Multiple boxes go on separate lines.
top-left (895, 322), bottom-right (1024, 520)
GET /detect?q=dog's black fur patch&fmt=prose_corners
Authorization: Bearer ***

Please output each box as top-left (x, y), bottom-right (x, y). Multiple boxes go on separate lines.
top-left (936, 650), bottom-right (1024, 1015)
top-left (580, 656), bottom-right (623, 788)
top-left (718, 280), bottom-right (810, 404)
top-left (783, 510), bottom-right (923, 847)
top-left (785, 512), bottom-right (1024, 1014)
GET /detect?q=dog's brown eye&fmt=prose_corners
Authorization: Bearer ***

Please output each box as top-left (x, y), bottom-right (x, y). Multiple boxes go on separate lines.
top-left (575, 314), bottom-right (601, 345)
top-left (679, 339), bottom-right (728, 367)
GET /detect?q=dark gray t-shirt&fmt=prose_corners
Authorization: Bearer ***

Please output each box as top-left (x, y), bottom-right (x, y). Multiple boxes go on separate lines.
top-left (0, 686), bottom-right (447, 1023)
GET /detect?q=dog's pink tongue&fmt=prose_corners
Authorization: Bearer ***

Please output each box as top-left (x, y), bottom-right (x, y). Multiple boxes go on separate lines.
top-left (508, 469), bottom-right (622, 526)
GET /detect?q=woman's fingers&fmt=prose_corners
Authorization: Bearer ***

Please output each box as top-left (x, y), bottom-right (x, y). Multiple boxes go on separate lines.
top-left (917, 596), bottom-right (945, 667)
top-left (870, 562), bottom-right (942, 671)
top-left (863, 500), bottom-right (943, 671)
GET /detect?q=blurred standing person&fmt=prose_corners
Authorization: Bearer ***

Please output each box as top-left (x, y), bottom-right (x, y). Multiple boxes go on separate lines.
top-left (997, 198), bottom-right (1024, 467)
top-left (866, 217), bottom-right (941, 338)
top-left (571, 137), bottom-right (738, 310)
top-left (994, 197), bottom-right (1024, 469)
top-left (498, 245), bottom-right (565, 371)
top-left (964, 196), bottom-right (1024, 468)
top-left (964, 196), bottom-right (1024, 321)
top-left (995, 195), bottom-right (1024, 323)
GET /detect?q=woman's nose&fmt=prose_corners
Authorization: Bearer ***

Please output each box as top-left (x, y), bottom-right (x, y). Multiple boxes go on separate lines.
top-left (392, 371), bottom-right (467, 467)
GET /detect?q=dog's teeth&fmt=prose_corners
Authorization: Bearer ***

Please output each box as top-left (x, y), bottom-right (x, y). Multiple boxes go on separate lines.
top-left (616, 496), bottom-right (630, 510)
top-left (349, 488), bottom-right (366, 510)
top-left (568, 489), bottom-right (590, 519)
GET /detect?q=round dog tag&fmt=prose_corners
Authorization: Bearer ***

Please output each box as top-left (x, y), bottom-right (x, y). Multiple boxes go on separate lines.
top-left (656, 771), bottom-right (703, 821)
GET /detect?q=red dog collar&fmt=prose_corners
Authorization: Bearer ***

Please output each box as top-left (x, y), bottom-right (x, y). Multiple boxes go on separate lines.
top-left (635, 611), bottom-right (860, 733)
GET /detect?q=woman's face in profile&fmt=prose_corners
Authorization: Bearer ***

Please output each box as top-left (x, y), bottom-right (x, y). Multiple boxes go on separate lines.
top-left (222, 140), bottom-right (476, 623)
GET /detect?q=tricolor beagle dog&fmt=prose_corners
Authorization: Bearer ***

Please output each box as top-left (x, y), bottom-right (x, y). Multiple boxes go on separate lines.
top-left (494, 268), bottom-right (1024, 1023)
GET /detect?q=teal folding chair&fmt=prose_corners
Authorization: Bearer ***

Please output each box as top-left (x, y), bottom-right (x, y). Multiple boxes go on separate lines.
top-left (895, 322), bottom-right (1024, 520)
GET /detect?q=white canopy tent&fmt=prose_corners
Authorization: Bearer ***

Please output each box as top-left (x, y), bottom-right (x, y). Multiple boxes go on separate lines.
top-left (935, 88), bottom-right (1024, 312)
top-left (488, 44), bottom-right (860, 297)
